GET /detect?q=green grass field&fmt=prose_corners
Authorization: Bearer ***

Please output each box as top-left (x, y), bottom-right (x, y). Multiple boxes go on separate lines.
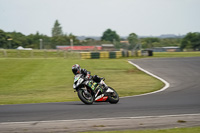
top-left (81, 126), bottom-right (200, 133)
top-left (0, 58), bottom-right (164, 105)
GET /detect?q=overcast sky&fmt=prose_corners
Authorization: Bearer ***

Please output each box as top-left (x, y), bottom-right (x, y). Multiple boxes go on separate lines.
top-left (0, 0), bottom-right (200, 37)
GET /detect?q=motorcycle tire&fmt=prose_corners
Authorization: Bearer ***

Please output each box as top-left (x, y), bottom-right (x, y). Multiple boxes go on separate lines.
top-left (108, 87), bottom-right (119, 104)
top-left (77, 89), bottom-right (94, 105)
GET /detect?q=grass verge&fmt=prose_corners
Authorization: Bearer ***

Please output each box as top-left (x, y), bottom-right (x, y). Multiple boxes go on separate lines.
top-left (81, 126), bottom-right (200, 133)
top-left (0, 58), bottom-right (164, 105)
top-left (153, 51), bottom-right (200, 58)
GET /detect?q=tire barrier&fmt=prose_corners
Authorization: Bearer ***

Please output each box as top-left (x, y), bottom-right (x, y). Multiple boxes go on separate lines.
top-left (140, 50), bottom-right (153, 56)
top-left (109, 52), bottom-right (116, 59)
top-left (80, 52), bottom-right (91, 59)
top-left (91, 52), bottom-right (100, 59)
top-left (116, 51), bottom-right (122, 58)
top-left (100, 52), bottom-right (109, 58)
top-left (81, 51), bottom-right (132, 59)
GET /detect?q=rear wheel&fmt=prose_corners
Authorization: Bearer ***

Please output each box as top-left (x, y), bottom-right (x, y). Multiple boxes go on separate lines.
top-left (77, 89), bottom-right (94, 105)
top-left (108, 87), bottom-right (119, 104)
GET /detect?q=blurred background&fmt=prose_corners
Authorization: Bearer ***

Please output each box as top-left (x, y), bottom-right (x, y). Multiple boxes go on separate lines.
top-left (0, 0), bottom-right (200, 52)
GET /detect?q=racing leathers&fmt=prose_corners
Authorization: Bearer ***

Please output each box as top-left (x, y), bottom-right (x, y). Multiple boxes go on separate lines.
top-left (79, 68), bottom-right (108, 92)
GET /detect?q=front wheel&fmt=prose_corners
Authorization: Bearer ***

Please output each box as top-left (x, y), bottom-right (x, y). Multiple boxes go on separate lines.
top-left (108, 87), bottom-right (119, 104)
top-left (77, 89), bottom-right (94, 105)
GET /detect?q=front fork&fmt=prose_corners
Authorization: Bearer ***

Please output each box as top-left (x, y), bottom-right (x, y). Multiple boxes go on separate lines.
top-left (80, 86), bottom-right (91, 97)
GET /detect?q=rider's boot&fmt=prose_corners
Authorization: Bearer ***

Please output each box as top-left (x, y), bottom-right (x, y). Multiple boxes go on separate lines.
top-left (100, 79), bottom-right (108, 93)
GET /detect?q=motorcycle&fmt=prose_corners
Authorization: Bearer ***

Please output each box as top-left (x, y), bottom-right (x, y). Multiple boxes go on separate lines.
top-left (73, 74), bottom-right (119, 104)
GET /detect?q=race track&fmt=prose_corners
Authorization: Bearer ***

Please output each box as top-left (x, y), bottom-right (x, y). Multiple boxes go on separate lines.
top-left (0, 57), bottom-right (200, 124)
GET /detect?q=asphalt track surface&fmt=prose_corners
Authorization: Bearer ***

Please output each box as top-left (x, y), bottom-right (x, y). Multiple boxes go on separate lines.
top-left (0, 57), bottom-right (200, 123)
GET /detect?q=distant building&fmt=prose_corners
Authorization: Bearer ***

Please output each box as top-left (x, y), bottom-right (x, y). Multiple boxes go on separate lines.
top-left (57, 44), bottom-right (116, 51)
top-left (101, 44), bottom-right (115, 51)
top-left (152, 47), bottom-right (181, 52)
top-left (56, 46), bottom-right (102, 51)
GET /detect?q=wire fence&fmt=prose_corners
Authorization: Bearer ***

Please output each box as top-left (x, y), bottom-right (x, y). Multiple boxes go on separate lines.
top-left (0, 49), bottom-right (80, 59)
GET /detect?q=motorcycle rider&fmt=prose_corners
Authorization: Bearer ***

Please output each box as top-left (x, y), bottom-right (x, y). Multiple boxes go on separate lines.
top-left (72, 64), bottom-right (108, 92)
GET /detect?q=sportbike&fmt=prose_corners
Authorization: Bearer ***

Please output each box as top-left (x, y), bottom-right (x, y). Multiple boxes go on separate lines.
top-left (73, 74), bottom-right (119, 104)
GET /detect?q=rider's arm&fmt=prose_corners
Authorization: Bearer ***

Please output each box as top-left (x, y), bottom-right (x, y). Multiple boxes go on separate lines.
top-left (81, 69), bottom-right (91, 79)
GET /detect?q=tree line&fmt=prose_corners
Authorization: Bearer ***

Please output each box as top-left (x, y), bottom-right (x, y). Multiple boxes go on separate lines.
top-left (0, 20), bottom-right (200, 50)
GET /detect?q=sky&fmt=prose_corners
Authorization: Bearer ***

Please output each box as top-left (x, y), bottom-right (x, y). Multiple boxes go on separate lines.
top-left (0, 0), bottom-right (200, 37)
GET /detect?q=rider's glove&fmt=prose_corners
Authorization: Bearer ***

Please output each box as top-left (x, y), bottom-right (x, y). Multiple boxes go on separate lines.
top-left (85, 74), bottom-right (91, 80)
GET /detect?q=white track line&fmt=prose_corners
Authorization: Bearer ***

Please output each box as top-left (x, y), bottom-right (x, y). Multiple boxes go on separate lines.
top-left (120, 61), bottom-right (170, 98)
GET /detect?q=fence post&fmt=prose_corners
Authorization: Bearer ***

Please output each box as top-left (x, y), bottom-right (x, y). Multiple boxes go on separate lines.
top-left (64, 50), bottom-right (66, 58)
top-left (17, 50), bottom-right (21, 58)
top-left (30, 50), bottom-right (33, 58)
top-left (56, 50), bottom-right (58, 57)
top-left (44, 49), bottom-right (47, 58)
top-left (3, 49), bottom-right (7, 57)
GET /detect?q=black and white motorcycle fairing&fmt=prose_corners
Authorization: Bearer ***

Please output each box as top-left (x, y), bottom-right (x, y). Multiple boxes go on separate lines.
top-left (73, 74), bottom-right (119, 104)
